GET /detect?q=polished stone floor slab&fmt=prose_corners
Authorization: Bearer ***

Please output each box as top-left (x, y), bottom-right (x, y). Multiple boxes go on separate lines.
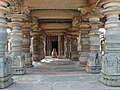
top-left (1, 62), bottom-right (120, 90)
top-left (1, 74), bottom-right (120, 90)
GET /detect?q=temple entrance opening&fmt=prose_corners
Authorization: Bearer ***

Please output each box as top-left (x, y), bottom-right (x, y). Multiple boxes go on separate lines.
top-left (51, 38), bottom-right (58, 55)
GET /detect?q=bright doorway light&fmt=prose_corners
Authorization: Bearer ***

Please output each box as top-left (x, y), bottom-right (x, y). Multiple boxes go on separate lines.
top-left (7, 28), bottom-right (11, 33)
top-left (99, 28), bottom-right (106, 34)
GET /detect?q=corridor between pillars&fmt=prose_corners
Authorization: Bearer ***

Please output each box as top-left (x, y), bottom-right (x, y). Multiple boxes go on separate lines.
top-left (0, 0), bottom-right (13, 88)
top-left (99, 0), bottom-right (120, 86)
top-left (10, 14), bottom-right (26, 75)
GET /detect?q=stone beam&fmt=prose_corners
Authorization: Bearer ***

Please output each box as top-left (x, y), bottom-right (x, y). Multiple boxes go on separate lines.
top-left (46, 31), bottom-right (65, 36)
top-left (40, 23), bottom-right (70, 30)
top-left (30, 10), bottom-right (79, 19)
top-left (24, 0), bottom-right (88, 9)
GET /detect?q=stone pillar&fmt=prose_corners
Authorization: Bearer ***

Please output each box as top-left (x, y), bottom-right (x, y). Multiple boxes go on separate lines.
top-left (44, 35), bottom-right (46, 56)
top-left (99, 0), bottom-right (120, 86)
top-left (70, 36), bottom-right (79, 61)
top-left (39, 34), bottom-right (46, 60)
top-left (0, 0), bottom-right (13, 88)
top-left (68, 36), bottom-right (72, 59)
top-left (10, 14), bottom-right (26, 75)
top-left (31, 31), bottom-right (39, 61)
top-left (46, 37), bottom-right (51, 56)
top-left (64, 35), bottom-right (67, 58)
top-left (22, 23), bottom-right (33, 67)
top-left (64, 35), bottom-right (71, 59)
top-left (77, 31), bottom-right (82, 52)
top-left (86, 13), bottom-right (102, 73)
top-left (79, 23), bottom-right (90, 65)
top-left (58, 34), bottom-right (62, 57)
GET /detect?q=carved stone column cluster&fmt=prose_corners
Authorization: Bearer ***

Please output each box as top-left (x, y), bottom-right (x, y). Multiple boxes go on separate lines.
top-left (30, 30), bottom-right (40, 61)
top-left (10, 14), bottom-right (26, 74)
top-left (99, 0), bottom-right (120, 86)
top-left (86, 13), bottom-right (102, 73)
top-left (22, 23), bottom-right (33, 67)
top-left (79, 23), bottom-right (90, 65)
top-left (0, 0), bottom-right (13, 88)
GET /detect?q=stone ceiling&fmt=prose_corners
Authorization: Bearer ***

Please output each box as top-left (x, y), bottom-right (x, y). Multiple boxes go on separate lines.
top-left (22, 0), bottom-right (98, 35)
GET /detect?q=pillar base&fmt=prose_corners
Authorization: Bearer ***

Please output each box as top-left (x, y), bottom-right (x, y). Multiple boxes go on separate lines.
top-left (0, 57), bottom-right (13, 88)
top-left (71, 51), bottom-right (79, 61)
top-left (32, 55), bottom-right (40, 61)
top-left (12, 67), bottom-right (26, 75)
top-left (25, 64), bottom-right (33, 68)
top-left (57, 56), bottom-right (67, 59)
top-left (86, 65), bottom-right (101, 73)
top-left (11, 54), bottom-right (26, 75)
top-left (24, 53), bottom-right (33, 68)
top-left (79, 52), bottom-right (89, 65)
top-left (0, 75), bottom-right (13, 89)
top-left (100, 72), bottom-right (120, 87)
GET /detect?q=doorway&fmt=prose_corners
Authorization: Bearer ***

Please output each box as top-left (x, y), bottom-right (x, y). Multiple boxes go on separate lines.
top-left (46, 36), bottom-right (58, 56)
top-left (52, 41), bottom-right (58, 54)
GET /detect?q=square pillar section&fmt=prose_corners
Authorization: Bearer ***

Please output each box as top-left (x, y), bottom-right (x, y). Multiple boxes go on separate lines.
top-left (86, 12), bottom-right (102, 73)
top-left (10, 14), bottom-right (26, 75)
top-left (99, 0), bottom-right (120, 86)
top-left (22, 23), bottom-right (33, 68)
top-left (0, 0), bottom-right (13, 88)
top-left (79, 23), bottom-right (90, 66)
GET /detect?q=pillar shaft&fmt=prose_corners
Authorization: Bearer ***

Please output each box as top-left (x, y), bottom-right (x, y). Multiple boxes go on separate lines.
top-left (79, 23), bottom-right (90, 65)
top-left (99, 0), bottom-right (120, 86)
top-left (31, 30), bottom-right (40, 61)
top-left (22, 23), bottom-right (33, 67)
top-left (46, 37), bottom-right (52, 56)
top-left (58, 34), bottom-right (62, 57)
top-left (0, 0), bottom-right (13, 88)
top-left (70, 36), bottom-right (79, 61)
top-left (64, 35), bottom-right (71, 59)
top-left (68, 37), bottom-right (72, 59)
top-left (64, 36), bottom-right (67, 58)
top-left (39, 34), bottom-right (46, 60)
top-left (86, 13), bottom-right (102, 73)
top-left (10, 14), bottom-right (26, 75)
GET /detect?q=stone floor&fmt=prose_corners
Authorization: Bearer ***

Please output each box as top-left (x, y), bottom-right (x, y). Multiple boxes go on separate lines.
top-left (2, 61), bottom-right (120, 90)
